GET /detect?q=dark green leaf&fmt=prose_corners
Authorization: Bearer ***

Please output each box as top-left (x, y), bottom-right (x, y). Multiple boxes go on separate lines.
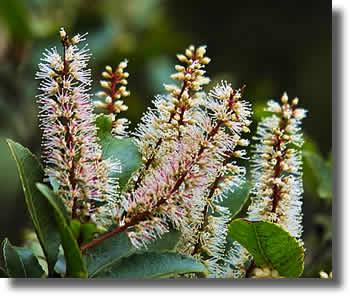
top-left (95, 114), bottom-right (141, 189)
top-left (84, 227), bottom-right (181, 277)
top-left (70, 220), bottom-right (81, 241)
top-left (228, 219), bottom-right (304, 278)
top-left (140, 228), bottom-right (181, 253)
top-left (6, 139), bottom-right (60, 275)
top-left (83, 232), bottom-right (135, 278)
top-left (36, 183), bottom-right (88, 278)
top-left (219, 180), bottom-right (251, 218)
top-left (48, 175), bottom-right (60, 193)
top-left (2, 238), bottom-right (44, 278)
top-left (22, 231), bottom-right (48, 275)
top-left (54, 254), bottom-right (66, 276)
top-left (97, 252), bottom-right (208, 278)
top-left (80, 223), bottom-right (103, 246)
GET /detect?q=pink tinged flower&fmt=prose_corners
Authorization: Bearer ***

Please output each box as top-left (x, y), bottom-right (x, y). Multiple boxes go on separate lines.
top-left (36, 28), bottom-right (119, 227)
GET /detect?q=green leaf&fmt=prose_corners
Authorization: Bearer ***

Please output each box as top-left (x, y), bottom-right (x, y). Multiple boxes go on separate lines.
top-left (54, 254), bottom-right (66, 276)
top-left (302, 136), bottom-right (320, 196)
top-left (303, 151), bottom-right (332, 199)
top-left (36, 183), bottom-right (88, 278)
top-left (302, 135), bottom-right (332, 200)
top-left (22, 231), bottom-right (48, 275)
top-left (139, 228), bottom-right (181, 253)
top-left (95, 114), bottom-right (141, 189)
top-left (6, 139), bottom-right (60, 275)
top-left (228, 219), bottom-right (304, 278)
top-left (83, 232), bottom-right (135, 278)
top-left (70, 220), bottom-right (81, 241)
top-left (80, 223), bottom-right (104, 246)
top-left (97, 252), bottom-right (208, 278)
top-left (68, 220), bottom-right (103, 246)
top-left (2, 238), bottom-right (44, 278)
top-left (219, 180), bottom-right (251, 218)
top-left (83, 227), bottom-right (181, 277)
top-left (48, 175), bottom-right (60, 193)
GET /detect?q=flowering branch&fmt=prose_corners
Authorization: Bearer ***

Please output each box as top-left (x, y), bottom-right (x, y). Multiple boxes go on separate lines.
top-left (36, 28), bottom-right (119, 228)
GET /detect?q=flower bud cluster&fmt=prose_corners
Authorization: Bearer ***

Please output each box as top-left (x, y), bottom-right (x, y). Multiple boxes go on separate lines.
top-left (169, 45), bottom-right (210, 91)
top-left (319, 271), bottom-right (332, 279)
top-left (95, 61), bottom-right (130, 138)
top-left (247, 93), bottom-right (307, 242)
top-left (130, 45), bottom-right (211, 191)
top-left (249, 266), bottom-right (283, 278)
top-left (36, 28), bottom-right (119, 227)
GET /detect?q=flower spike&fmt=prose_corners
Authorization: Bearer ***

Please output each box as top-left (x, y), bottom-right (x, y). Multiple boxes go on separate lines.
top-left (247, 93), bottom-right (307, 242)
top-left (95, 60), bottom-right (131, 138)
top-left (128, 45), bottom-right (211, 192)
top-left (36, 28), bottom-right (119, 228)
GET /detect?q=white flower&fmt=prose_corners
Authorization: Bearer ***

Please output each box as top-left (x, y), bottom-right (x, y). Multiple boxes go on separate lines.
top-left (247, 93), bottom-right (307, 243)
top-left (209, 80), bottom-right (233, 101)
top-left (36, 28), bottom-right (119, 228)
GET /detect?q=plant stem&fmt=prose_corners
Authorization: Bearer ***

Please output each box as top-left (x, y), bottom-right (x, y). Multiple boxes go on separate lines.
top-left (60, 38), bottom-right (79, 219)
top-left (271, 116), bottom-right (288, 213)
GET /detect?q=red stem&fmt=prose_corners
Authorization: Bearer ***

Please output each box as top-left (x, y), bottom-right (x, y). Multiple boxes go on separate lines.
top-left (270, 111), bottom-right (289, 213)
top-left (106, 72), bottom-right (121, 114)
top-left (60, 38), bottom-right (79, 219)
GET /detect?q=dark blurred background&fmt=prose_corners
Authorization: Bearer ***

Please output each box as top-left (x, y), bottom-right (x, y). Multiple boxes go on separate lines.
top-left (0, 0), bottom-right (331, 277)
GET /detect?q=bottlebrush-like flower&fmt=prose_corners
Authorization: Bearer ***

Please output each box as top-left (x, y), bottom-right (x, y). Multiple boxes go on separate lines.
top-left (247, 93), bottom-right (307, 242)
top-left (128, 45), bottom-right (211, 192)
top-left (95, 61), bottom-right (130, 138)
top-left (36, 28), bottom-right (119, 227)
top-left (178, 81), bottom-right (252, 276)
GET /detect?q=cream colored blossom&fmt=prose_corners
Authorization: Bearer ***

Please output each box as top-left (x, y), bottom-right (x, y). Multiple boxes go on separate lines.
top-left (36, 28), bottom-right (119, 228)
top-left (247, 93), bottom-right (307, 242)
